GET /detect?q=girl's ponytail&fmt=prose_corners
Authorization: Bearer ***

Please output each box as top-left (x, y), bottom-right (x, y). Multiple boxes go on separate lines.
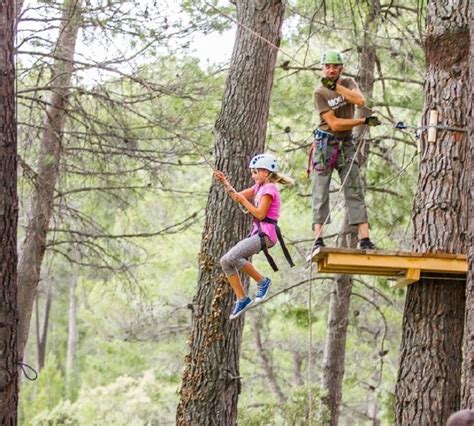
top-left (268, 172), bottom-right (294, 185)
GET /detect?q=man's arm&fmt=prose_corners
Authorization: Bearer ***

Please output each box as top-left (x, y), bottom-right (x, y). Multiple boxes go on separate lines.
top-left (335, 84), bottom-right (365, 107)
top-left (322, 110), bottom-right (366, 132)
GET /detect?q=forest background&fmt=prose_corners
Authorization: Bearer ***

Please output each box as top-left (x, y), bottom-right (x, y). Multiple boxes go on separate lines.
top-left (13, 0), bottom-right (440, 424)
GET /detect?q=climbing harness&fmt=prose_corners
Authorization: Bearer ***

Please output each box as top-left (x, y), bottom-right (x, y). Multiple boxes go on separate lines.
top-left (307, 129), bottom-right (352, 175)
top-left (253, 217), bottom-right (295, 272)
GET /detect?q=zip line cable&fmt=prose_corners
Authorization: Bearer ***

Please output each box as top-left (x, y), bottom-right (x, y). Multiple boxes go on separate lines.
top-left (88, 17), bottom-right (250, 210)
top-left (190, 6), bottom-right (392, 420)
top-left (203, 0), bottom-right (306, 66)
top-left (84, 2), bottom-right (427, 419)
top-left (394, 121), bottom-right (467, 133)
top-left (201, 6), bottom-right (372, 416)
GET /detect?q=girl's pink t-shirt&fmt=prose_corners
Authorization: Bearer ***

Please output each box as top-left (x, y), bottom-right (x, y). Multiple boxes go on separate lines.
top-left (250, 183), bottom-right (281, 244)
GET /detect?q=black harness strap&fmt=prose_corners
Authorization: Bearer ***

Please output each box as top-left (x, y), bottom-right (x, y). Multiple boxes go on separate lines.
top-left (258, 230), bottom-right (279, 272)
top-left (255, 218), bottom-right (295, 272)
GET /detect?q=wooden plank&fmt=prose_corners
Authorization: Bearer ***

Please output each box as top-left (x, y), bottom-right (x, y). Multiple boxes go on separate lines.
top-left (309, 247), bottom-right (467, 283)
top-left (319, 262), bottom-right (399, 276)
top-left (323, 252), bottom-right (466, 274)
top-left (320, 258), bottom-right (400, 274)
top-left (319, 263), bottom-right (399, 273)
top-left (311, 247), bottom-right (467, 260)
top-left (391, 268), bottom-right (421, 289)
top-left (318, 267), bottom-right (396, 277)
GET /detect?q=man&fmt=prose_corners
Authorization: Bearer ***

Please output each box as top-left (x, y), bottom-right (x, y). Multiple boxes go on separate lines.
top-left (311, 49), bottom-right (380, 250)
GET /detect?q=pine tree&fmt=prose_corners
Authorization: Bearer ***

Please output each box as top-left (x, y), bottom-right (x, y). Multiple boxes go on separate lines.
top-left (395, 1), bottom-right (470, 423)
top-left (0, 0), bottom-right (19, 421)
top-left (176, 1), bottom-right (285, 423)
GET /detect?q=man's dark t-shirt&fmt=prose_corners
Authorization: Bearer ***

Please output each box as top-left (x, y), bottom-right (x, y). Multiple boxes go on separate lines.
top-left (314, 76), bottom-right (358, 139)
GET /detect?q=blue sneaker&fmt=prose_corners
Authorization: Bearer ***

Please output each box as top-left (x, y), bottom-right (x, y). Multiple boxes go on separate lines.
top-left (229, 297), bottom-right (253, 320)
top-left (255, 278), bottom-right (272, 303)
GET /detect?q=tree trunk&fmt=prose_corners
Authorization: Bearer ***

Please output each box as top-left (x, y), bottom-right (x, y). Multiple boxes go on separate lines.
top-left (35, 283), bottom-right (52, 371)
top-left (176, 1), bottom-right (285, 424)
top-left (320, 4), bottom-right (378, 422)
top-left (15, 0), bottom-right (24, 20)
top-left (462, 0), bottom-right (474, 408)
top-left (0, 0), bottom-right (19, 422)
top-left (17, 0), bottom-right (82, 360)
top-left (292, 349), bottom-right (304, 387)
top-left (320, 225), bottom-right (356, 425)
top-left (396, 2), bottom-right (470, 424)
top-left (66, 249), bottom-right (79, 400)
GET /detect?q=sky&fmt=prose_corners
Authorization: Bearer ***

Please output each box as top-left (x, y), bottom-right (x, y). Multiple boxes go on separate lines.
top-left (190, 28), bottom-right (236, 66)
top-left (17, 0), bottom-right (238, 86)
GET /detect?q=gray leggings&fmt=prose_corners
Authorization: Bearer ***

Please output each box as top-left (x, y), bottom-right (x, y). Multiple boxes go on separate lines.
top-left (220, 234), bottom-right (274, 276)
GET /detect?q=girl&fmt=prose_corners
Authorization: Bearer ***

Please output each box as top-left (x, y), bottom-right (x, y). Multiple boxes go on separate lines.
top-left (213, 153), bottom-right (294, 320)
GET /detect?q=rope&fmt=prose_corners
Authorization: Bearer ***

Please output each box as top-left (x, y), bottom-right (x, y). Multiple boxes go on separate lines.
top-left (90, 13), bottom-right (249, 213)
top-left (18, 362), bottom-right (38, 381)
top-left (307, 260), bottom-right (313, 423)
top-left (203, 0), bottom-right (307, 69)
top-left (305, 126), bottom-right (368, 422)
top-left (311, 128), bottom-right (368, 246)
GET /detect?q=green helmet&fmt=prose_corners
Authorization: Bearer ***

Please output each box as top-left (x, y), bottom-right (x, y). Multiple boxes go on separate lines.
top-left (320, 50), bottom-right (344, 65)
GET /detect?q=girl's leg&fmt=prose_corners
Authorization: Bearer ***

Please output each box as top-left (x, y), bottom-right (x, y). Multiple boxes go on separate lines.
top-left (241, 262), bottom-right (264, 283)
top-left (242, 261), bottom-right (271, 301)
top-left (220, 235), bottom-right (270, 300)
top-left (227, 273), bottom-right (246, 300)
top-left (220, 235), bottom-right (263, 274)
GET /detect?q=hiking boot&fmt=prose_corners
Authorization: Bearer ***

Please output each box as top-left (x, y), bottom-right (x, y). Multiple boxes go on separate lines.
top-left (255, 278), bottom-right (272, 303)
top-left (359, 238), bottom-right (376, 250)
top-left (229, 296), bottom-right (253, 320)
top-left (312, 237), bottom-right (326, 252)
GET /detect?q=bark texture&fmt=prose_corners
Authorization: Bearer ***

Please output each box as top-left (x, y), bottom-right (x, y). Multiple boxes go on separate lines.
top-left (320, 270), bottom-right (353, 425)
top-left (176, 1), bottom-right (285, 424)
top-left (17, 0), bottom-right (82, 360)
top-left (396, 2), bottom-right (470, 424)
top-left (0, 0), bottom-right (19, 422)
top-left (462, 0), bottom-right (474, 409)
top-left (320, 4), bottom-right (378, 422)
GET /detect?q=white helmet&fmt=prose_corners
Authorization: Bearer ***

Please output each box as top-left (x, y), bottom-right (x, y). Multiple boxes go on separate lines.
top-left (249, 153), bottom-right (279, 172)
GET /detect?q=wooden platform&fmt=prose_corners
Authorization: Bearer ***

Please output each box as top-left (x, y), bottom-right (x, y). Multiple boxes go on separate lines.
top-left (309, 247), bottom-right (467, 288)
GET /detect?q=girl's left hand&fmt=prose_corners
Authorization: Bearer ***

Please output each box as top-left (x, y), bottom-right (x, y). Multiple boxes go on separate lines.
top-left (213, 170), bottom-right (229, 185)
top-left (229, 191), bottom-right (246, 204)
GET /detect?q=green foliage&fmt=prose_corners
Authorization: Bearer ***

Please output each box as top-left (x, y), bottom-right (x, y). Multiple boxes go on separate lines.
top-left (30, 371), bottom-right (173, 425)
top-left (280, 305), bottom-right (319, 328)
top-left (20, 354), bottom-right (66, 424)
top-left (239, 385), bottom-right (329, 425)
top-left (381, 391), bottom-right (397, 425)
